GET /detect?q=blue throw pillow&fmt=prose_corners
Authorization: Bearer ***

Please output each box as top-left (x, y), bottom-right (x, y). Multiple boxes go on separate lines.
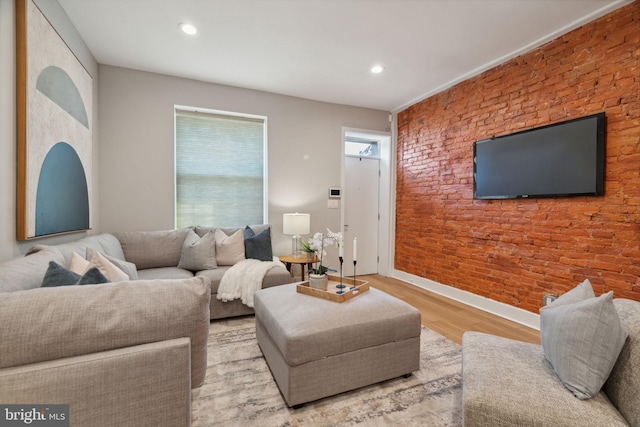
top-left (77, 267), bottom-right (110, 286)
top-left (41, 261), bottom-right (81, 287)
top-left (41, 261), bottom-right (110, 287)
top-left (244, 226), bottom-right (273, 262)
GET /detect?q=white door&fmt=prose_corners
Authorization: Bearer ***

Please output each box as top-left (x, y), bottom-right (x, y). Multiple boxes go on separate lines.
top-left (344, 156), bottom-right (379, 276)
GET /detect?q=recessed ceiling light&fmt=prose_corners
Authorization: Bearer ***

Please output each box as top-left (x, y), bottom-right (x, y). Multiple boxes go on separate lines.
top-left (371, 65), bottom-right (384, 74)
top-left (179, 23), bottom-right (197, 35)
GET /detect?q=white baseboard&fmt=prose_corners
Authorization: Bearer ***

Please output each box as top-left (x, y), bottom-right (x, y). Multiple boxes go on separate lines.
top-left (391, 270), bottom-right (540, 331)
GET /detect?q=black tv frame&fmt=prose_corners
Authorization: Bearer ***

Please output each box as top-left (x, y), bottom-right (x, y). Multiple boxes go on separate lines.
top-left (473, 112), bottom-right (606, 200)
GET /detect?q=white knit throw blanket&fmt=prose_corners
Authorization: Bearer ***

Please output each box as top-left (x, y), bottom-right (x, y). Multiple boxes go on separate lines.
top-left (216, 258), bottom-right (284, 308)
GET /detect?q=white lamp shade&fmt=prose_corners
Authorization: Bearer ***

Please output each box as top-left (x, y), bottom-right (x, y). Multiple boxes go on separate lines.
top-left (283, 213), bottom-right (310, 235)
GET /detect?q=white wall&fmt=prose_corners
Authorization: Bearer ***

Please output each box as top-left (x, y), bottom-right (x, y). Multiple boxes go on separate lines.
top-left (98, 65), bottom-right (389, 256)
top-left (0, 0), bottom-right (99, 262)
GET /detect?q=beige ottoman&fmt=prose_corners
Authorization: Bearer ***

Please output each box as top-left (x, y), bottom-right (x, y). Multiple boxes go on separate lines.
top-left (253, 283), bottom-right (421, 407)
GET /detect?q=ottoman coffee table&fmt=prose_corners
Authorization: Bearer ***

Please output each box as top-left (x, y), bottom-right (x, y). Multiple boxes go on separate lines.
top-left (253, 283), bottom-right (421, 408)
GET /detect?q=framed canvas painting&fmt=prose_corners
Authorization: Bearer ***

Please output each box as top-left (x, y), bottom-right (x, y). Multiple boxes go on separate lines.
top-left (16, 0), bottom-right (93, 240)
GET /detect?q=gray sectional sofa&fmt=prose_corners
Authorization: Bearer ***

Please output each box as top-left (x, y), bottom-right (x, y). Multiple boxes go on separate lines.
top-left (0, 225), bottom-right (293, 426)
top-left (462, 297), bottom-right (640, 426)
top-left (114, 225), bottom-right (294, 319)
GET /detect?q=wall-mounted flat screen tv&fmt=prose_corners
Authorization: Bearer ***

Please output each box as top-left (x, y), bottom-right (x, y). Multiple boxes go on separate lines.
top-left (473, 112), bottom-right (605, 199)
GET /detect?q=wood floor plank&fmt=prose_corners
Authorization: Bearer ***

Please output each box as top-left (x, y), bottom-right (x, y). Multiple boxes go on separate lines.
top-left (361, 274), bottom-right (541, 345)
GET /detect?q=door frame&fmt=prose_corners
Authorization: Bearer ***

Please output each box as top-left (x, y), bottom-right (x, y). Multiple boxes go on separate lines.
top-left (341, 127), bottom-right (392, 276)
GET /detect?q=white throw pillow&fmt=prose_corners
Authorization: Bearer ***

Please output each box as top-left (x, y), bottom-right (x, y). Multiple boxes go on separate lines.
top-left (69, 251), bottom-right (91, 275)
top-left (214, 229), bottom-right (246, 266)
top-left (69, 251), bottom-right (129, 282)
top-left (85, 248), bottom-right (138, 280)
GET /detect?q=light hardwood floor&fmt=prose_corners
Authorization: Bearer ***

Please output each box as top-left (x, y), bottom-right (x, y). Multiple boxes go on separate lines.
top-left (361, 274), bottom-right (541, 345)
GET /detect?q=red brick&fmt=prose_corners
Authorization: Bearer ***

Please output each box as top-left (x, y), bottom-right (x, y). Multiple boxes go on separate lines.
top-left (395, 2), bottom-right (640, 313)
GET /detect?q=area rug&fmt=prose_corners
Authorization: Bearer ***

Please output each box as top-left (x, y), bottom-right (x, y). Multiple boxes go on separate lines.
top-left (192, 316), bottom-right (462, 426)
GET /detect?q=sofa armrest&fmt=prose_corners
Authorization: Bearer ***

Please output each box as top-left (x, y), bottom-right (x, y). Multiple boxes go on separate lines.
top-left (0, 338), bottom-right (191, 427)
top-left (462, 332), bottom-right (628, 427)
top-left (0, 277), bottom-right (211, 387)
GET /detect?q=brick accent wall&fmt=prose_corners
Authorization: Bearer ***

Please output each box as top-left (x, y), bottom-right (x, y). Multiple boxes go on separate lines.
top-left (395, 2), bottom-right (639, 313)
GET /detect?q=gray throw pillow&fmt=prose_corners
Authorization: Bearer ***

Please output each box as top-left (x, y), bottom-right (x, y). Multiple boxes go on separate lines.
top-left (540, 290), bottom-right (628, 399)
top-left (42, 261), bottom-right (81, 287)
top-left (178, 230), bottom-right (217, 271)
top-left (244, 226), bottom-right (273, 262)
top-left (546, 278), bottom-right (595, 308)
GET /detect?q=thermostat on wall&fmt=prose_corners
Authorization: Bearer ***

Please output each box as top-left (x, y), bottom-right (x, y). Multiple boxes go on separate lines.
top-left (329, 187), bottom-right (341, 198)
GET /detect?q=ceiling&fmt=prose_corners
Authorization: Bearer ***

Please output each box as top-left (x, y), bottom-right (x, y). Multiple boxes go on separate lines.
top-left (57, 0), bottom-right (631, 112)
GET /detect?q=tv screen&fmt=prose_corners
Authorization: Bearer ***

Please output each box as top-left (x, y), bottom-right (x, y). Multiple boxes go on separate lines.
top-left (473, 112), bottom-right (605, 199)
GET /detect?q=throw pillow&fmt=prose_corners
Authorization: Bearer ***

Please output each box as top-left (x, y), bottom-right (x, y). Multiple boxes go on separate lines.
top-left (41, 261), bottom-right (82, 287)
top-left (41, 262), bottom-right (110, 287)
top-left (540, 290), bottom-right (628, 399)
top-left (69, 250), bottom-right (129, 282)
top-left (69, 251), bottom-right (91, 275)
top-left (546, 278), bottom-right (596, 308)
top-left (215, 229), bottom-right (246, 266)
top-left (178, 230), bottom-right (217, 271)
top-left (76, 267), bottom-right (110, 286)
top-left (244, 226), bottom-right (273, 261)
top-left (86, 248), bottom-right (139, 280)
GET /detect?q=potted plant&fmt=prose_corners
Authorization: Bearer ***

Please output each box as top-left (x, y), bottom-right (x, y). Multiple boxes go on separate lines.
top-left (305, 231), bottom-right (340, 291)
top-left (299, 240), bottom-right (316, 261)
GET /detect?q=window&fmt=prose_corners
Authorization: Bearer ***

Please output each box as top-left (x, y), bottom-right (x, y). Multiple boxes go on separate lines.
top-left (175, 108), bottom-right (266, 228)
top-left (345, 136), bottom-right (379, 158)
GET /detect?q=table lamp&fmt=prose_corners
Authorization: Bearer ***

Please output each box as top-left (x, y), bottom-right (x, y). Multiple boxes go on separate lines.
top-left (283, 213), bottom-right (310, 257)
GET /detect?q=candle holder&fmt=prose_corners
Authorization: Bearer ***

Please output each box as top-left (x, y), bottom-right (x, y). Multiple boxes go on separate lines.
top-left (351, 260), bottom-right (357, 289)
top-left (336, 256), bottom-right (345, 294)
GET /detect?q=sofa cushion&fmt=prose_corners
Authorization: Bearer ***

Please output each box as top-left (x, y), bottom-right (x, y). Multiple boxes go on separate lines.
top-left (244, 226), bottom-right (273, 261)
top-left (0, 276), bottom-right (211, 387)
top-left (462, 332), bottom-right (629, 426)
top-left (43, 233), bottom-right (127, 266)
top-left (115, 228), bottom-right (191, 269)
top-left (195, 267), bottom-right (229, 293)
top-left (604, 299), bottom-right (640, 426)
top-left (214, 229), bottom-right (245, 266)
top-left (540, 291), bottom-right (628, 399)
top-left (196, 264), bottom-right (293, 294)
top-left (0, 247), bottom-right (66, 292)
top-left (178, 230), bottom-right (217, 271)
top-left (136, 267), bottom-right (194, 280)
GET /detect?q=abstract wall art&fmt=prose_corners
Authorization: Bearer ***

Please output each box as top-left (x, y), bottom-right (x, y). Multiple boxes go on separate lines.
top-left (16, 0), bottom-right (93, 239)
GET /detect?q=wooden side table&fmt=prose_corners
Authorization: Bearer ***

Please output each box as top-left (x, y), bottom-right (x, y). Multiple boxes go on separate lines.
top-left (279, 254), bottom-right (319, 281)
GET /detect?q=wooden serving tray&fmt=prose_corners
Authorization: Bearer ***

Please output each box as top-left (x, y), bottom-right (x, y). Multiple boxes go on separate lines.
top-left (296, 274), bottom-right (369, 303)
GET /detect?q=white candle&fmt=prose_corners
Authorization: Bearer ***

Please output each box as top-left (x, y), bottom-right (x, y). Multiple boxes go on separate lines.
top-left (339, 240), bottom-right (344, 257)
top-left (353, 237), bottom-right (357, 261)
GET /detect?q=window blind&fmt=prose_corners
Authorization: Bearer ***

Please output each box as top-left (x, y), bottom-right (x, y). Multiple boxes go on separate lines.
top-left (175, 109), bottom-right (265, 228)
